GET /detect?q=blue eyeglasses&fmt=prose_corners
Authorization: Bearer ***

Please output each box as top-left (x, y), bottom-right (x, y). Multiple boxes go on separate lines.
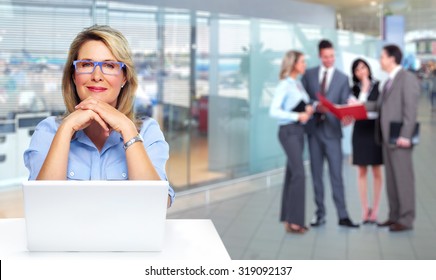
top-left (73, 60), bottom-right (125, 75)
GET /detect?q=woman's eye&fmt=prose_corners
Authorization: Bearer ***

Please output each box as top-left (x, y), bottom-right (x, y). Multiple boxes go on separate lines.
top-left (81, 62), bottom-right (94, 68)
top-left (103, 62), bottom-right (116, 69)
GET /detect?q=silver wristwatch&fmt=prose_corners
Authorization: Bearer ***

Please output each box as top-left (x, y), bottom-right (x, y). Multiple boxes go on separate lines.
top-left (123, 133), bottom-right (144, 150)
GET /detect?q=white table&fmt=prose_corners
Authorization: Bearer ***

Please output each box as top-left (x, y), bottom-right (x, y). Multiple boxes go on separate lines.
top-left (0, 218), bottom-right (231, 260)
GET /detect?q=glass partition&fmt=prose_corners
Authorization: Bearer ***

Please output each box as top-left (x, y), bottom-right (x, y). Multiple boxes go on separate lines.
top-left (0, 0), bottom-right (382, 195)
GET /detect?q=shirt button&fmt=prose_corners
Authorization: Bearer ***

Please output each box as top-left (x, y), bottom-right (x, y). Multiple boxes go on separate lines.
top-left (122, 173), bottom-right (127, 178)
top-left (69, 171), bottom-right (75, 177)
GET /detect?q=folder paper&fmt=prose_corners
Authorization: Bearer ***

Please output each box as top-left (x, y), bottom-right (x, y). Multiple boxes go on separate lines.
top-left (291, 100), bottom-right (307, 112)
top-left (317, 93), bottom-right (368, 120)
top-left (389, 122), bottom-right (420, 145)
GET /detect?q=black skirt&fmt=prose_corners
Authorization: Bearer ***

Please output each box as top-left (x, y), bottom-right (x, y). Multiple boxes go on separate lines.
top-left (352, 119), bottom-right (383, 165)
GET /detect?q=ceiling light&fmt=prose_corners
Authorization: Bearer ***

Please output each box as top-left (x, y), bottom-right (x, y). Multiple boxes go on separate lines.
top-left (370, 1), bottom-right (377, 6)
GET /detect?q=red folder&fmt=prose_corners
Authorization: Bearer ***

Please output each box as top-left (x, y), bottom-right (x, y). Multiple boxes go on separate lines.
top-left (317, 93), bottom-right (368, 120)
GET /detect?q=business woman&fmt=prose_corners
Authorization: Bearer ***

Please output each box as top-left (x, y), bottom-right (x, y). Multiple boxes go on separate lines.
top-left (270, 50), bottom-right (313, 234)
top-left (23, 25), bottom-right (175, 207)
top-left (350, 58), bottom-right (383, 224)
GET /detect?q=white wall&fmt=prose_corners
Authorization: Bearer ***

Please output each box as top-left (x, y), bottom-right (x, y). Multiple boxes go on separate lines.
top-left (124, 0), bottom-right (335, 28)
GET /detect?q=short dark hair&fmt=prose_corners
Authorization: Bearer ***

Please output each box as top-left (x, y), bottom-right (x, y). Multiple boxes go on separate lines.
top-left (319, 39), bottom-right (333, 53)
top-left (351, 58), bottom-right (373, 84)
top-left (383, 44), bottom-right (402, 65)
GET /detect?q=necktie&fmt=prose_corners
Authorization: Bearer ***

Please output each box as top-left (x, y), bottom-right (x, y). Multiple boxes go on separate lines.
top-left (382, 79), bottom-right (392, 94)
top-left (316, 70), bottom-right (328, 124)
top-left (382, 79), bottom-right (392, 101)
top-left (320, 70), bottom-right (328, 95)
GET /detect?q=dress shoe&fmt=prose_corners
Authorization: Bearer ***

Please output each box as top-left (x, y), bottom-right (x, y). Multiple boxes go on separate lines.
top-left (389, 223), bottom-right (412, 232)
top-left (362, 208), bottom-right (375, 224)
top-left (310, 216), bottom-right (326, 227)
top-left (338, 217), bottom-right (360, 228)
top-left (377, 220), bottom-right (396, 227)
top-left (285, 223), bottom-right (309, 234)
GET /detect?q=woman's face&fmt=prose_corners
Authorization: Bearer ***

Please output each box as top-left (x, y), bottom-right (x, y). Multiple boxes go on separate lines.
top-left (354, 61), bottom-right (370, 81)
top-left (73, 40), bottom-right (126, 107)
top-left (293, 55), bottom-right (306, 75)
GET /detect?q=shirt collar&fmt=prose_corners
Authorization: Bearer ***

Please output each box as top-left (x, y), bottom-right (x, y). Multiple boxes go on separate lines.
top-left (72, 129), bottom-right (123, 153)
top-left (286, 76), bottom-right (296, 82)
top-left (103, 131), bottom-right (123, 153)
top-left (71, 129), bottom-right (88, 144)
top-left (389, 65), bottom-right (402, 80)
top-left (320, 65), bottom-right (334, 75)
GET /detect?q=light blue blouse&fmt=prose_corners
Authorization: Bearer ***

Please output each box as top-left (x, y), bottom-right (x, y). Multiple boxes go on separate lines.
top-left (23, 116), bottom-right (175, 204)
top-left (269, 77), bottom-right (310, 126)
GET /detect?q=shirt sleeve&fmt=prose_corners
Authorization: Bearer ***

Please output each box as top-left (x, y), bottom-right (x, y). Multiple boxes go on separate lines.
top-left (269, 81), bottom-right (300, 122)
top-left (140, 118), bottom-right (175, 205)
top-left (23, 117), bottom-right (57, 180)
top-left (358, 92), bottom-right (369, 102)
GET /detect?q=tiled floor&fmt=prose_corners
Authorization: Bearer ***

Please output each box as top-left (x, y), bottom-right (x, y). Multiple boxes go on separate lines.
top-left (168, 97), bottom-right (436, 260)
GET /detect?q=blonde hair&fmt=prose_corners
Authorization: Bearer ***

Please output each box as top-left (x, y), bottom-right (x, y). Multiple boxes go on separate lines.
top-left (279, 50), bottom-right (303, 79)
top-left (62, 25), bottom-right (138, 123)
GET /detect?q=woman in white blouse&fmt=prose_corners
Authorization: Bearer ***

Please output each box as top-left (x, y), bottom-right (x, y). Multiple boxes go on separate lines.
top-left (270, 50), bottom-right (313, 234)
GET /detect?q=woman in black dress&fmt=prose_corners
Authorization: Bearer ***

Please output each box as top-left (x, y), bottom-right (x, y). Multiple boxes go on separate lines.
top-left (351, 58), bottom-right (383, 224)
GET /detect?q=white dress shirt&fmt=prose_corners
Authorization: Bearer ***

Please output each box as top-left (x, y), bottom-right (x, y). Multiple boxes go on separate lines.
top-left (319, 65), bottom-right (335, 93)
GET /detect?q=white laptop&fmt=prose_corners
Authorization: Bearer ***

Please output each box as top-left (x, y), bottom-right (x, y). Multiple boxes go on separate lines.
top-left (22, 180), bottom-right (169, 252)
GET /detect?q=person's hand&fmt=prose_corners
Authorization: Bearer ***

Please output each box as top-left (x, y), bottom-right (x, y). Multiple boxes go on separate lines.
top-left (305, 104), bottom-right (314, 116)
top-left (298, 112), bottom-right (310, 123)
top-left (317, 104), bottom-right (329, 114)
top-left (341, 115), bottom-right (354, 126)
top-left (347, 97), bottom-right (360, 105)
top-left (396, 137), bottom-right (411, 148)
top-left (75, 97), bottom-right (136, 136)
top-left (62, 107), bottom-right (110, 136)
top-left (361, 76), bottom-right (371, 93)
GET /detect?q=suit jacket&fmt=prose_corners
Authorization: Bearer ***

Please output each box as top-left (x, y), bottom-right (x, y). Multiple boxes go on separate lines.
top-left (301, 66), bottom-right (351, 138)
top-left (378, 69), bottom-right (420, 144)
top-left (375, 69), bottom-right (420, 145)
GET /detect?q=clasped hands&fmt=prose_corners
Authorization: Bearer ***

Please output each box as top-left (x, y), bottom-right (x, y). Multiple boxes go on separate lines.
top-left (62, 97), bottom-right (135, 138)
top-left (298, 105), bottom-right (314, 123)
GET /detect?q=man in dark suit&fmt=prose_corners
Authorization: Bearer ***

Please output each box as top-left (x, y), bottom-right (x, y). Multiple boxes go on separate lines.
top-left (375, 45), bottom-right (419, 232)
top-left (301, 39), bottom-right (359, 228)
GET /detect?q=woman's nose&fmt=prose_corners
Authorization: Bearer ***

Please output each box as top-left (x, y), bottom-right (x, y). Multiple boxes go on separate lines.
top-left (91, 64), bottom-right (104, 81)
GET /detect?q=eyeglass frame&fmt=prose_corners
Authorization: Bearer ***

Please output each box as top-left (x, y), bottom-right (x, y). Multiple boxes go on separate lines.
top-left (72, 60), bottom-right (126, 75)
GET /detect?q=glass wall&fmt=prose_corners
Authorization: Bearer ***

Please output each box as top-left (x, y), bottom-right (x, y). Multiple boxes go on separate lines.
top-left (0, 0), bottom-right (381, 193)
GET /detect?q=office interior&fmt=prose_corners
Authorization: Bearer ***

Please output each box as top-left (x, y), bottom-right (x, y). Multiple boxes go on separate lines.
top-left (1, 0), bottom-right (436, 259)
